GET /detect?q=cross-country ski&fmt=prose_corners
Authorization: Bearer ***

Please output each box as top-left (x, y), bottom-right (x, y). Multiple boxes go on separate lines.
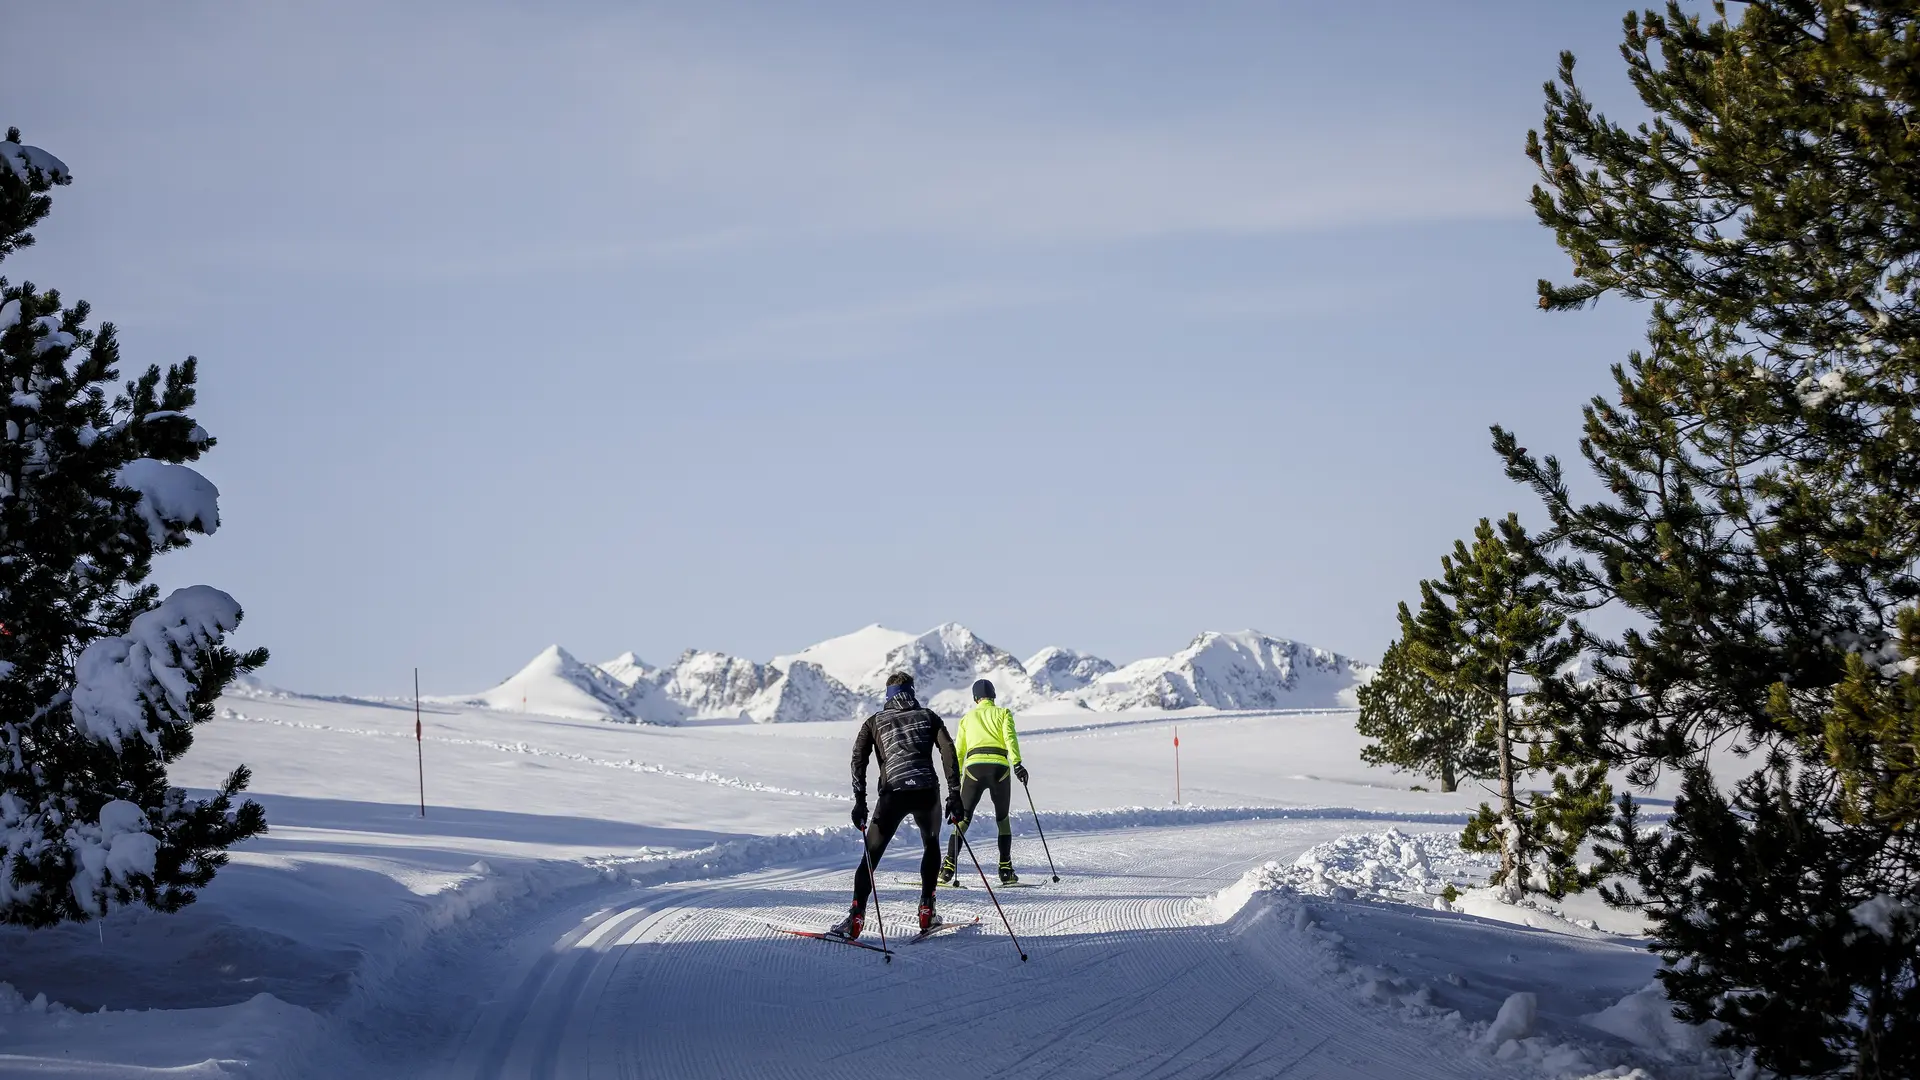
top-left (769, 924), bottom-right (895, 958)
top-left (907, 914), bottom-right (981, 943)
top-left (5, 4), bottom-right (1910, 1077)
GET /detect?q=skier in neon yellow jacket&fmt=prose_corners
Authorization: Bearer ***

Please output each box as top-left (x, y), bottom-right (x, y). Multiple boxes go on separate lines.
top-left (939, 679), bottom-right (1029, 886)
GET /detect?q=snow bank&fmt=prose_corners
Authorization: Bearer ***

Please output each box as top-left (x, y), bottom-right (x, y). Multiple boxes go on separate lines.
top-left (1198, 834), bottom-right (1728, 1076)
top-left (1209, 828), bottom-right (1493, 918)
top-left (0, 981), bottom-right (322, 1080)
top-left (1483, 991), bottom-right (1538, 1044)
top-left (1586, 982), bottom-right (1721, 1059)
top-left (1450, 887), bottom-right (1618, 938)
top-left (590, 827), bottom-right (864, 887)
top-left (1206, 828), bottom-right (1622, 939)
top-left (1203, 870), bottom-right (1717, 1079)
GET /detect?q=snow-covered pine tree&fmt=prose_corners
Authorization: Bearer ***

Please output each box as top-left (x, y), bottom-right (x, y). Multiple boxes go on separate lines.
top-left (1400, 514), bottom-right (1610, 899)
top-left (1499, 4), bottom-right (1920, 1073)
top-left (1355, 637), bottom-right (1495, 793)
top-left (0, 127), bottom-right (266, 928)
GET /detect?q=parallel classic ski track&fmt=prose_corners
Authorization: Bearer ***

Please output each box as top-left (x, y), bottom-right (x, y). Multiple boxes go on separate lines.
top-left (523, 821), bottom-right (1529, 1080)
top-left (443, 866), bottom-right (822, 1080)
top-left (414, 821), bottom-right (1534, 1079)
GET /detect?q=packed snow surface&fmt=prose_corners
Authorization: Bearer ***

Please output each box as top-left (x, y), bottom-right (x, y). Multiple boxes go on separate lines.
top-left (0, 678), bottom-right (1720, 1078)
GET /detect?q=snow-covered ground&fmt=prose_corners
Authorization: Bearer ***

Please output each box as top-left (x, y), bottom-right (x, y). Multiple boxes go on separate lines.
top-left (0, 687), bottom-right (1719, 1079)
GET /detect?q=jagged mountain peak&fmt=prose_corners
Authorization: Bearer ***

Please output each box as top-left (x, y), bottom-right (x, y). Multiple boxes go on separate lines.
top-left (657, 649), bottom-right (774, 718)
top-left (1081, 629), bottom-right (1367, 712)
top-left (1025, 646), bottom-right (1116, 694)
top-left (464, 624), bottom-right (1367, 723)
top-left (747, 659), bottom-right (861, 724)
top-left (857, 622), bottom-right (1035, 715)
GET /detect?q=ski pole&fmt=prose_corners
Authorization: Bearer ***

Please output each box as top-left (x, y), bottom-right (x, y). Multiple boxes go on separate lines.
top-left (958, 829), bottom-right (1027, 962)
top-left (856, 826), bottom-right (891, 962)
top-left (1019, 779), bottom-right (1060, 883)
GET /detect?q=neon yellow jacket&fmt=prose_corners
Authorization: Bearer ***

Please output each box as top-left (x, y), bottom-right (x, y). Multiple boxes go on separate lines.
top-left (955, 700), bottom-right (1021, 769)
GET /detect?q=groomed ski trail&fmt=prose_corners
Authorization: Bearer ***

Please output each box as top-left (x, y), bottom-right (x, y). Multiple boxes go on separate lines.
top-left (406, 819), bottom-right (1530, 1080)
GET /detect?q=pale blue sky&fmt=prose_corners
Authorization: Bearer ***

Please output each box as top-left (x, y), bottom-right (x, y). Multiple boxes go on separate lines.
top-left (2, 3), bottom-right (1652, 694)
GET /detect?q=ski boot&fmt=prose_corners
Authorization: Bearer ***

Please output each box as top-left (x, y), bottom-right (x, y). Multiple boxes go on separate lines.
top-left (917, 897), bottom-right (938, 931)
top-left (998, 862), bottom-right (1020, 886)
top-left (827, 904), bottom-right (865, 940)
top-left (936, 858), bottom-right (957, 887)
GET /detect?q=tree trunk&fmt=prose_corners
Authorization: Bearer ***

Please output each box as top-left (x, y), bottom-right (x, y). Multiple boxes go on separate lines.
top-left (1439, 755), bottom-right (1457, 793)
top-left (1495, 683), bottom-right (1518, 891)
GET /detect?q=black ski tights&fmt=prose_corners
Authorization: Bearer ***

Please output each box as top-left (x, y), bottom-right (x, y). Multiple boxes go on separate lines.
top-left (946, 763), bottom-right (1013, 867)
top-left (852, 789), bottom-right (941, 906)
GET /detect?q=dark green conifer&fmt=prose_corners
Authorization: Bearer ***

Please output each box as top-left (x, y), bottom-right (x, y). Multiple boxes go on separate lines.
top-left (1356, 637), bottom-right (1494, 794)
top-left (1398, 515), bottom-right (1610, 898)
top-left (1501, 4), bottom-right (1920, 1072)
top-left (0, 127), bottom-right (266, 927)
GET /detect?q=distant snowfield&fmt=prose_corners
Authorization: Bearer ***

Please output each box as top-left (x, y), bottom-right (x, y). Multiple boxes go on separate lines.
top-left (0, 685), bottom-right (1722, 1079)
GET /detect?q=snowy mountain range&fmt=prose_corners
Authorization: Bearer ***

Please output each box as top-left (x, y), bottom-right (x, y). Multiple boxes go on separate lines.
top-left (455, 624), bottom-right (1371, 724)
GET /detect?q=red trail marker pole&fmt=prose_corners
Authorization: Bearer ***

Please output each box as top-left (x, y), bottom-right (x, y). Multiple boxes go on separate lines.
top-left (415, 668), bottom-right (426, 817)
top-left (1174, 726), bottom-right (1181, 805)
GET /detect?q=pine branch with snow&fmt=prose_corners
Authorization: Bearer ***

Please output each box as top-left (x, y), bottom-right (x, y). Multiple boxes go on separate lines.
top-left (0, 127), bottom-right (266, 927)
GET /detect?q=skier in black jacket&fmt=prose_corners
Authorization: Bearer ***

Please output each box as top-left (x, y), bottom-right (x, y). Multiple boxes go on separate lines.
top-left (831, 672), bottom-right (962, 939)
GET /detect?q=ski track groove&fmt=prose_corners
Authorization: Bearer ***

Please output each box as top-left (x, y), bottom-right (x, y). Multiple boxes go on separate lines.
top-left (408, 820), bottom-right (1534, 1079)
top-left (446, 867), bottom-right (821, 1080)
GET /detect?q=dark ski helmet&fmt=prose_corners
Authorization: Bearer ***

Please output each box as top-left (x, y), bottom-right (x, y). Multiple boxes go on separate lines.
top-left (972, 678), bottom-right (996, 702)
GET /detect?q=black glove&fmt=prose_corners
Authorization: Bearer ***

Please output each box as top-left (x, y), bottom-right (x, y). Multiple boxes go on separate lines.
top-left (945, 795), bottom-right (965, 825)
top-left (852, 798), bottom-right (868, 831)
top-left (1014, 764), bottom-right (1029, 784)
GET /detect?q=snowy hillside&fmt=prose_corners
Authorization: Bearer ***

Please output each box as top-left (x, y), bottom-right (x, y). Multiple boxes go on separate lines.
top-left (455, 645), bottom-right (641, 721)
top-left (1081, 630), bottom-right (1369, 711)
top-left (771, 623), bottom-right (915, 688)
top-left (598, 651), bottom-right (654, 688)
